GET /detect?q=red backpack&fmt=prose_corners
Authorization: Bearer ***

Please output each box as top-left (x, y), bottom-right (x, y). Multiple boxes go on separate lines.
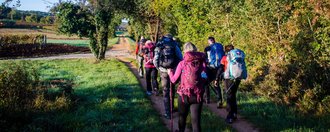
top-left (144, 43), bottom-right (155, 65)
top-left (178, 52), bottom-right (206, 102)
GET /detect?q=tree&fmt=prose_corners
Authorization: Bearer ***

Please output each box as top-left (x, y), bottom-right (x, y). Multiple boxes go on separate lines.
top-left (56, 0), bottom-right (136, 60)
top-left (25, 14), bottom-right (38, 23)
top-left (9, 8), bottom-right (16, 20)
top-left (40, 16), bottom-right (52, 24)
top-left (0, 4), bottom-right (12, 19)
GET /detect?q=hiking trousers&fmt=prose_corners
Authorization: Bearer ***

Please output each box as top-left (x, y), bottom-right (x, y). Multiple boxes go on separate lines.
top-left (224, 79), bottom-right (241, 119)
top-left (160, 72), bottom-right (175, 116)
top-left (178, 95), bottom-right (203, 132)
top-left (145, 67), bottom-right (158, 92)
top-left (137, 56), bottom-right (144, 76)
top-left (205, 68), bottom-right (222, 103)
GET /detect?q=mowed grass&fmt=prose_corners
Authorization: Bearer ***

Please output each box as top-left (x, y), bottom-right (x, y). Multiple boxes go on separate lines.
top-left (47, 39), bottom-right (90, 47)
top-left (47, 37), bottom-right (119, 47)
top-left (0, 59), bottom-right (166, 131)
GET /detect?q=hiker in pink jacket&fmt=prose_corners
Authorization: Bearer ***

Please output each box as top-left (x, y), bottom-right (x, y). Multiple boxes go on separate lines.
top-left (142, 40), bottom-right (159, 96)
top-left (168, 42), bottom-right (207, 132)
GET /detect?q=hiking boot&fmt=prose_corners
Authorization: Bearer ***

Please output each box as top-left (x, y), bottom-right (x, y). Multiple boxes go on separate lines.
top-left (146, 91), bottom-right (152, 96)
top-left (225, 118), bottom-right (233, 124)
top-left (233, 113), bottom-right (237, 120)
top-left (205, 99), bottom-right (210, 104)
top-left (153, 89), bottom-right (159, 96)
top-left (164, 113), bottom-right (171, 119)
top-left (217, 101), bottom-right (223, 109)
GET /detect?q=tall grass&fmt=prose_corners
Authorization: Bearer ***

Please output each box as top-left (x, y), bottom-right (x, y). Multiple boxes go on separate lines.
top-left (237, 92), bottom-right (330, 132)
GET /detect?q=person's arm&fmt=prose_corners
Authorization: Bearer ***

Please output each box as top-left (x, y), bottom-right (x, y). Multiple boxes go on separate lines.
top-left (168, 62), bottom-right (183, 84)
top-left (175, 45), bottom-right (183, 60)
top-left (153, 47), bottom-right (160, 69)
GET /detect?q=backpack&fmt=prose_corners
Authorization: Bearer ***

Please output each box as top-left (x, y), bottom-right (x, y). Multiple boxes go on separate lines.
top-left (144, 44), bottom-right (155, 65)
top-left (179, 52), bottom-right (206, 101)
top-left (138, 42), bottom-right (145, 56)
top-left (158, 38), bottom-right (177, 68)
top-left (224, 49), bottom-right (247, 80)
top-left (206, 43), bottom-right (225, 69)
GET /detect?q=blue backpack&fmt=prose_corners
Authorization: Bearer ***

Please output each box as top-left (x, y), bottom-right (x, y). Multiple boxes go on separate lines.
top-left (224, 49), bottom-right (247, 80)
top-left (207, 43), bottom-right (225, 69)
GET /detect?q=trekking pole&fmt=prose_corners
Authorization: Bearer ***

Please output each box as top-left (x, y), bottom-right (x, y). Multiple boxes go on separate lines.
top-left (209, 83), bottom-right (218, 95)
top-left (170, 82), bottom-right (173, 132)
top-left (225, 80), bottom-right (236, 94)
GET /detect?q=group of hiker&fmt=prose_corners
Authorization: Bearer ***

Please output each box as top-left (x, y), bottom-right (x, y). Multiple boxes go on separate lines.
top-left (135, 34), bottom-right (247, 132)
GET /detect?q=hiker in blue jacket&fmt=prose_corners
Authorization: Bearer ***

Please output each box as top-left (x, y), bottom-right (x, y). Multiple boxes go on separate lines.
top-left (204, 37), bottom-right (225, 108)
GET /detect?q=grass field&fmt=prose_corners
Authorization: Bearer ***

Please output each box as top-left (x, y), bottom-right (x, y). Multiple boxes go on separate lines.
top-left (237, 92), bottom-right (330, 132)
top-left (0, 59), bottom-right (166, 131)
top-left (207, 86), bottom-right (330, 131)
top-left (47, 37), bottom-right (119, 47)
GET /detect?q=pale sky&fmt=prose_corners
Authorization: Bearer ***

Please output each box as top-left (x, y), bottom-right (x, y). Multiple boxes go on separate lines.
top-left (0, 0), bottom-right (59, 12)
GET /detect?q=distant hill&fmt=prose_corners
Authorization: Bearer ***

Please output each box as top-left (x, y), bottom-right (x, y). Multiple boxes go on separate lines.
top-left (17, 10), bottom-right (52, 17)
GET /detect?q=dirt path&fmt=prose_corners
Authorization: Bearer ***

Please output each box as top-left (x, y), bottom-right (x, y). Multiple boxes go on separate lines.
top-left (115, 37), bottom-right (259, 132)
top-left (113, 37), bottom-right (183, 131)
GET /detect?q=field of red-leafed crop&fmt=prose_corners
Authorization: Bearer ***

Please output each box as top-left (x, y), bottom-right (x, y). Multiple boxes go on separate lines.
top-left (0, 44), bottom-right (90, 58)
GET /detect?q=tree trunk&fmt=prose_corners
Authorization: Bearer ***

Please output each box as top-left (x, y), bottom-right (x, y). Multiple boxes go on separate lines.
top-left (97, 26), bottom-right (108, 60)
top-left (155, 17), bottom-right (160, 43)
top-left (89, 34), bottom-right (99, 59)
top-left (93, 2), bottom-right (110, 60)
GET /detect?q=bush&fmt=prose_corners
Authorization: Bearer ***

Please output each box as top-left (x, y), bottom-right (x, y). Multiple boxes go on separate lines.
top-left (0, 62), bottom-right (73, 130)
top-left (130, 0), bottom-right (330, 115)
top-left (0, 62), bottom-right (40, 112)
top-left (0, 34), bottom-right (46, 46)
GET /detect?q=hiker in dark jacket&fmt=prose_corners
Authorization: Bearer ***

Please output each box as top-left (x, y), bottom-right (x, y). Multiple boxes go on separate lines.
top-left (153, 34), bottom-right (183, 119)
top-left (142, 40), bottom-right (159, 96)
top-left (204, 37), bottom-right (225, 108)
top-left (168, 42), bottom-right (207, 132)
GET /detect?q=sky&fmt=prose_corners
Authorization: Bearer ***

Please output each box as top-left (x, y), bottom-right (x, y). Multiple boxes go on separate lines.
top-left (0, 0), bottom-right (57, 12)
top-left (0, 0), bottom-right (129, 23)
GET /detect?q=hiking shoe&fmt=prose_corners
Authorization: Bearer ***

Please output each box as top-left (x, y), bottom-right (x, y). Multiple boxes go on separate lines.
top-left (225, 118), bottom-right (233, 124)
top-left (217, 101), bottom-right (223, 109)
top-left (153, 89), bottom-right (159, 96)
top-left (146, 91), bottom-right (152, 96)
top-left (139, 72), bottom-right (143, 78)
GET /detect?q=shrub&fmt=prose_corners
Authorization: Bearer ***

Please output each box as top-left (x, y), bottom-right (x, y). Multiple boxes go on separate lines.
top-left (0, 62), bottom-right (40, 112)
top-left (0, 19), bottom-right (15, 27)
top-left (0, 34), bottom-right (46, 46)
top-left (0, 62), bottom-right (73, 130)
